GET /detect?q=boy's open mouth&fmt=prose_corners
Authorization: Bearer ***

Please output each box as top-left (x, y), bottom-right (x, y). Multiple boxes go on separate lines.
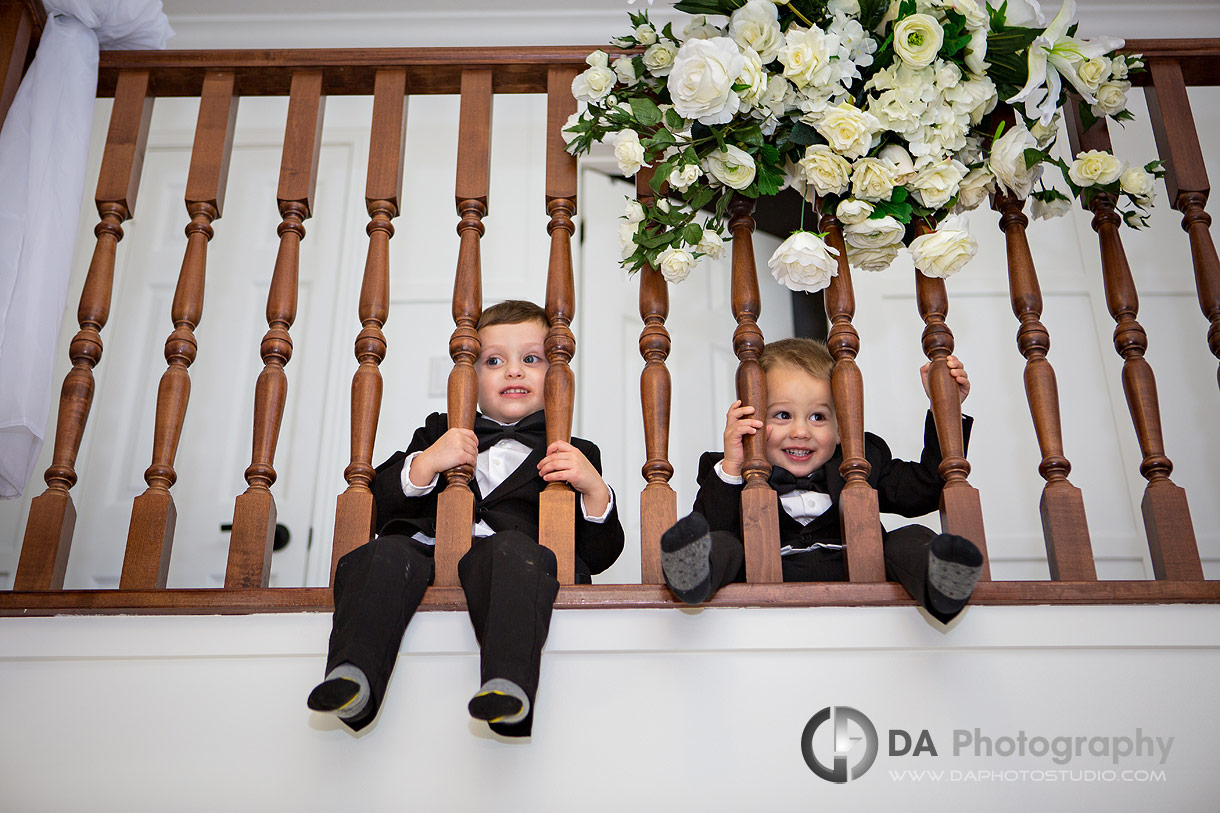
top-left (500, 387), bottom-right (530, 396)
top-left (783, 448), bottom-right (813, 460)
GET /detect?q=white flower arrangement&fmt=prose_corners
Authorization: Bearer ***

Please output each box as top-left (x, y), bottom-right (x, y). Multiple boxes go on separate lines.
top-left (565, 0), bottom-right (1161, 293)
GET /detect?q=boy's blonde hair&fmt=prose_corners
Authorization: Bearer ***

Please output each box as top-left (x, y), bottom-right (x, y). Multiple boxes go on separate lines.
top-left (476, 299), bottom-right (549, 332)
top-left (760, 337), bottom-right (834, 382)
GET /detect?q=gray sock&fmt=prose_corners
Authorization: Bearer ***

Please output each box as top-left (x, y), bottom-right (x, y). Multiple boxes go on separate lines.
top-left (661, 535), bottom-right (712, 593)
top-left (927, 535), bottom-right (983, 612)
top-left (325, 663), bottom-right (371, 720)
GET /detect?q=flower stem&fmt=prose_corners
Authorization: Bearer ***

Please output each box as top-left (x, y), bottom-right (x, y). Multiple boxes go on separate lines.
top-left (789, 7), bottom-right (814, 28)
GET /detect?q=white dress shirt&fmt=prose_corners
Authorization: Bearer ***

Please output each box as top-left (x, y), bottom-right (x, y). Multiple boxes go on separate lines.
top-left (714, 459), bottom-right (841, 555)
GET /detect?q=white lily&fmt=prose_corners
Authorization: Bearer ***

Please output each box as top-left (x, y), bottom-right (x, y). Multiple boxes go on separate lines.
top-left (1007, 0), bottom-right (1124, 125)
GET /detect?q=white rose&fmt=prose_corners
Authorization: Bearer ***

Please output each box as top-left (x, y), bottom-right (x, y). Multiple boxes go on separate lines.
top-left (736, 47), bottom-right (769, 107)
top-left (799, 145), bottom-right (853, 197)
top-left (768, 231), bottom-right (841, 293)
top-left (1124, 210), bottom-right (1151, 228)
top-left (1029, 111), bottom-right (1061, 149)
top-left (909, 217), bottom-right (978, 278)
top-left (815, 101), bottom-right (881, 161)
top-left (848, 243), bottom-right (900, 272)
top-left (878, 143), bottom-right (916, 182)
top-left (571, 64), bottom-right (616, 103)
top-left (704, 145), bottom-right (757, 190)
top-left (644, 42), bottom-right (679, 77)
top-left (1076, 56), bottom-right (1112, 95)
top-left (778, 26), bottom-right (836, 89)
top-left (730, 0), bottom-right (785, 64)
top-left (828, 0), bottom-right (860, 14)
top-left (893, 14), bottom-right (944, 68)
top-left (618, 222), bottom-right (639, 260)
top-left (851, 156), bottom-right (899, 202)
top-left (613, 56), bottom-right (639, 86)
top-left (682, 15), bottom-right (721, 41)
top-left (844, 215), bottom-right (905, 248)
top-left (943, 0), bottom-right (989, 30)
top-left (623, 198), bottom-right (645, 223)
top-left (635, 23), bottom-right (658, 46)
top-left (657, 246), bottom-right (697, 283)
top-left (656, 197), bottom-right (672, 213)
top-left (1120, 167), bottom-right (1155, 199)
top-left (989, 120), bottom-right (1041, 199)
top-left (669, 162), bottom-right (702, 192)
top-left (1091, 81), bottom-right (1130, 117)
top-left (697, 229), bottom-right (725, 259)
top-left (953, 167), bottom-right (995, 212)
top-left (912, 159), bottom-right (968, 209)
top-left (613, 129), bottom-right (648, 177)
top-left (1002, 0), bottom-right (1046, 27)
top-left (561, 111), bottom-right (582, 151)
top-left (964, 26), bottom-right (989, 76)
top-left (667, 37), bottom-right (746, 125)
top-left (836, 198), bottom-right (874, 225)
top-left (1069, 150), bottom-right (1124, 187)
top-left (1031, 196), bottom-right (1072, 220)
top-left (586, 50), bottom-right (609, 69)
top-left (1110, 54), bottom-right (1131, 80)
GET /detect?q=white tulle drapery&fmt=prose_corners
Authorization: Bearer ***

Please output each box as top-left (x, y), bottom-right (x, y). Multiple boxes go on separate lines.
top-left (0, 1), bottom-right (172, 498)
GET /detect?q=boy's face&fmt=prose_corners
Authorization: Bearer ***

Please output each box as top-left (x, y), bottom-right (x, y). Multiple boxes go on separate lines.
top-left (763, 364), bottom-right (840, 476)
top-left (475, 320), bottom-right (549, 424)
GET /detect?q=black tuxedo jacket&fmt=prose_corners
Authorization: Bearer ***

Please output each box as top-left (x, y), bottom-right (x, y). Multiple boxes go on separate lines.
top-left (692, 411), bottom-right (973, 547)
top-left (371, 412), bottom-right (625, 583)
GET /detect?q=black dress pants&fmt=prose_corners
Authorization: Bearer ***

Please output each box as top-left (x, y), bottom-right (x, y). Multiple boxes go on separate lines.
top-left (325, 530), bottom-right (559, 735)
top-left (703, 524), bottom-right (963, 623)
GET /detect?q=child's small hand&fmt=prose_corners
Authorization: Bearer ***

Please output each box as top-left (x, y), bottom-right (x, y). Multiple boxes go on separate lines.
top-left (410, 427), bottom-right (478, 487)
top-left (722, 399), bottom-right (764, 478)
top-left (538, 441), bottom-right (611, 516)
top-left (920, 355), bottom-right (971, 405)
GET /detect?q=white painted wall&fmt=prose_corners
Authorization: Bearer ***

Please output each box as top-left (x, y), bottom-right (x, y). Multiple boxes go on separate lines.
top-left (2, 605), bottom-right (1218, 811)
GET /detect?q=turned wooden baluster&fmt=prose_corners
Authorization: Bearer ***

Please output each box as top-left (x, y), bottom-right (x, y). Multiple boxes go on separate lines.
top-left (912, 220), bottom-right (989, 574)
top-left (727, 195), bottom-right (782, 583)
top-left (122, 70), bottom-right (237, 590)
top-left (819, 211), bottom-right (884, 582)
top-left (15, 71), bottom-right (153, 590)
top-left (539, 65), bottom-right (580, 584)
top-left (1146, 59), bottom-right (1220, 391)
top-left (330, 69), bottom-right (408, 580)
top-left (225, 71), bottom-right (325, 588)
top-left (1066, 108), bottom-right (1203, 581)
top-left (636, 167), bottom-right (677, 585)
top-left (433, 69), bottom-right (491, 587)
top-left (0, 0), bottom-right (38, 133)
top-left (991, 188), bottom-right (1095, 580)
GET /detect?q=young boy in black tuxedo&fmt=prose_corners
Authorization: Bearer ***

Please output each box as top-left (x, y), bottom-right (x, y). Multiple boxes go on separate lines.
top-left (661, 338), bottom-right (983, 623)
top-left (308, 300), bottom-right (624, 736)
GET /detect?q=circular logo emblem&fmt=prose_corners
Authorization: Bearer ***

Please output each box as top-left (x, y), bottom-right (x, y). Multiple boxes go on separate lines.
top-left (800, 706), bottom-right (879, 783)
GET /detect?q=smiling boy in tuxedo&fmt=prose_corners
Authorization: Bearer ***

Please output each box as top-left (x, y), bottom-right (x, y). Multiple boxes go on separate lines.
top-left (660, 338), bottom-right (982, 623)
top-left (308, 300), bottom-right (623, 737)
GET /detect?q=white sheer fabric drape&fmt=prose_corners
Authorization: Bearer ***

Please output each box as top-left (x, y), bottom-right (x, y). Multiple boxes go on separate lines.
top-left (0, 1), bottom-right (172, 498)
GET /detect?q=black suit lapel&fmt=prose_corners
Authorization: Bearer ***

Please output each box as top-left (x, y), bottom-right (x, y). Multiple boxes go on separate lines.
top-left (482, 444), bottom-right (547, 504)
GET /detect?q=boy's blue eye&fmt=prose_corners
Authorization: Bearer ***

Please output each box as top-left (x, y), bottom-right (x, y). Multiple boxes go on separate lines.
top-left (524, 354), bottom-right (542, 364)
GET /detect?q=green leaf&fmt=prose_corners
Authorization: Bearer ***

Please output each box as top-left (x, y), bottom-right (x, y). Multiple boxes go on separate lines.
top-left (641, 229), bottom-right (676, 249)
top-left (687, 185), bottom-right (715, 211)
top-left (650, 161), bottom-right (673, 194)
top-left (683, 222), bottom-right (704, 245)
top-left (891, 186), bottom-right (908, 204)
top-left (787, 121), bottom-right (821, 147)
top-left (735, 122), bottom-right (765, 147)
top-left (1022, 147), bottom-right (1047, 170)
top-left (665, 108), bottom-right (686, 131)
top-left (645, 128), bottom-right (677, 152)
top-left (630, 97), bottom-right (664, 127)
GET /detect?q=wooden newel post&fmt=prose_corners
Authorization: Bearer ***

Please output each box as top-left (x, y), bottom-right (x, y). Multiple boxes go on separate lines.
top-left (636, 167), bottom-right (677, 585)
top-left (912, 219), bottom-right (989, 575)
top-left (539, 65), bottom-right (579, 584)
top-left (434, 69), bottom-right (492, 587)
top-left (1066, 105), bottom-right (1203, 581)
top-left (226, 70), bottom-right (325, 588)
top-left (122, 70), bottom-right (236, 590)
top-left (991, 185), bottom-right (1095, 581)
top-left (819, 211), bottom-right (884, 582)
top-left (727, 195), bottom-right (781, 583)
top-left (16, 70), bottom-right (153, 590)
top-left (331, 69), bottom-right (408, 582)
top-left (1145, 58), bottom-right (1220, 391)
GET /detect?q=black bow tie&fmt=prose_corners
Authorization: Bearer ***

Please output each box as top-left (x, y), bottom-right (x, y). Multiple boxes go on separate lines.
top-left (768, 465), bottom-right (828, 495)
top-left (474, 410), bottom-right (548, 452)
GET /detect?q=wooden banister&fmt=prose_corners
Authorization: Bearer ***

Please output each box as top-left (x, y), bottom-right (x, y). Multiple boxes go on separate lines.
top-left (330, 69), bottom-right (408, 581)
top-left (539, 64), bottom-right (580, 585)
top-left (226, 70), bottom-right (325, 589)
top-left (0, 0), bottom-right (39, 134)
top-left (819, 211), bottom-right (885, 582)
top-left (636, 168), bottom-right (677, 585)
top-left (912, 220), bottom-right (990, 577)
top-left (1145, 59), bottom-right (1220, 392)
top-left (727, 195), bottom-right (782, 583)
top-left (434, 69), bottom-right (492, 587)
top-left (15, 70), bottom-right (153, 591)
top-left (122, 70), bottom-right (237, 590)
top-left (991, 188), bottom-right (1096, 581)
top-left (1066, 109), bottom-right (1204, 582)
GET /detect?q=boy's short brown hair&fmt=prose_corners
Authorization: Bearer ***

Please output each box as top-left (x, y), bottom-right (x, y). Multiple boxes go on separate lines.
top-left (760, 337), bottom-right (834, 382)
top-left (476, 299), bottom-right (548, 332)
